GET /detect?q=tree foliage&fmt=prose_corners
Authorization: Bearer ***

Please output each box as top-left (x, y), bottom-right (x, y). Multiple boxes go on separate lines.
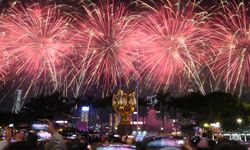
top-left (20, 91), bottom-right (70, 122)
top-left (158, 92), bottom-right (250, 131)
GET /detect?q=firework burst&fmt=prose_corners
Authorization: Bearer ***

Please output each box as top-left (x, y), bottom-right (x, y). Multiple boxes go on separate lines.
top-left (138, 0), bottom-right (210, 94)
top-left (212, 1), bottom-right (250, 95)
top-left (71, 0), bottom-right (139, 96)
top-left (0, 3), bottom-right (74, 97)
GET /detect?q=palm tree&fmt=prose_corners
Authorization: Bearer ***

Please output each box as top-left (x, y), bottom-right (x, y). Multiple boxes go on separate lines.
top-left (155, 91), bottom-right (172, 130)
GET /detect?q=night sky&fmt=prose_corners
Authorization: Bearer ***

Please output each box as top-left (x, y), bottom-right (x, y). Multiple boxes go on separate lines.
top-left (0, 0), bottom-right (218, 11)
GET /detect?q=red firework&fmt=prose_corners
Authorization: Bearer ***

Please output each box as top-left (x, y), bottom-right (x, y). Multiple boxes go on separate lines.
top-left (0, 49), bottom-right (9, 84)
top-left (212, 1), bottom-right (250, 95)
top-left (138, 0), bottom-right (210, 94)
top-left (0, 3), bottom-right (74, 96)
top-left (0, 26), bottom-right (10, 84)
top-left (71, 0), bottom-right (139, 96)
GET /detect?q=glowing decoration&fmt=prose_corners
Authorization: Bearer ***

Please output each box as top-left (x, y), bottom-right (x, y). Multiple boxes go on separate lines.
top-left (112, 89), bottom-right (136, 124)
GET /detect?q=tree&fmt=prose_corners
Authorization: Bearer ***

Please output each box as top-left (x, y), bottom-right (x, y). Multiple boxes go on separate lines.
top-left (19, 91), bottom-right (70, 122)
top-left (167, 92), bottom-right (250, 131)
top-left (155, 91), bottom-right (173, 129)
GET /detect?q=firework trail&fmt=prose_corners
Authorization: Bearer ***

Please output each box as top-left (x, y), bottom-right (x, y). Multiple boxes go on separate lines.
top-left (0, 49), bottom-right (9, 84)
top-left (71, 0), bottom-right (140, 97)
top-left (0, 3), bottom-right (74, 98)
top-left (0, 30), bottom-right (8, 83)
top-left (137, 0), bottom-right (211, 94)
top-left (212, 0), bottom-right (250, 96)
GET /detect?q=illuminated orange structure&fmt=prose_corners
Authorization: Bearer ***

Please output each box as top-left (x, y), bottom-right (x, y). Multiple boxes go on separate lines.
top-left (112, 89), bottom-right (136, 125)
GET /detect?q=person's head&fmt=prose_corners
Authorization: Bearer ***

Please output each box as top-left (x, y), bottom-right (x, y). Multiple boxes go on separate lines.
top-left (40, 119), bottom-right (56, 134)
top-left (126, 137), bottom-right (134, 145)
top-left (13, 131), bottom-right (25, 141)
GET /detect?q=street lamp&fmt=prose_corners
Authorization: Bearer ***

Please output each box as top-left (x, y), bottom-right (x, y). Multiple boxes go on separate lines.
top-left (237, 118), bottom-right (242, 131)
top-left (237, 118), bottom-right (242, 124)
top-left (237, 118), bottom-right (243, 140)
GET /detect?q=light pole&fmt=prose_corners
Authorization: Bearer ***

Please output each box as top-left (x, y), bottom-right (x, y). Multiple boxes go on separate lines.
top-left (237, 118), bottom-right (242, 140)
top-left (237, 118), bottom-right (242, 128)
top-left (173, 119), bottom-right (177, 135)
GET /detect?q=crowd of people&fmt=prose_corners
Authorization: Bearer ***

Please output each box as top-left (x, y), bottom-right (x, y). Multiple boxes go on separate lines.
top-left (180, 134), bottom-right (248, 150)
top-left (0, 119), bottom-right (131, 150)
top-left (0, 120), bottom-right (249, 150)
top-left (0, 119), bottom-right (68, 150)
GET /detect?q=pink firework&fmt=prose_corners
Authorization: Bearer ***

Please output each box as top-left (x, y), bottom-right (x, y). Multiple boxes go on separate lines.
top-left (72, 0), bottom-right (139, 96)
top-left (0, 31), bottom-right (6, 83)
top-left (0, 49), bottom-right (9, 84)
top-left (0, 3), bottom-right (74, 96)
top-left (138, 0), bottom-right (210, 94)
top-left (212, 1), bottom-right (250, 95)
top-left (0, 25), bottom-right (10, 84)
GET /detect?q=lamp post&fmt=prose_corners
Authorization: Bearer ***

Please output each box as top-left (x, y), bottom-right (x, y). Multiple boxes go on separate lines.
top-left (173, 119), bottom-right (177, 135)
top-left (237, 118), bottom-right (242, 140)
top-left (237, 118), bottom-right (242, 124)
top-left (237, 118), bottom-right (242, 130)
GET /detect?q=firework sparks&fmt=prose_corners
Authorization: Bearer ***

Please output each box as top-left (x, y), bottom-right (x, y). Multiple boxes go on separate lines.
top-left (0, 3), bottom-right (74, 97)
top-left (138, 0), bottom-right (210, 94)
top-left (212, 1), bottom-right (250, 95)
top-left (0, 0), bottom-right (249, 99)
top-left (71, 0), bottom-right (139, 96)
top-left (0, 30), bottom-right (7, 83)
top-left (0, 49), bottom-right (9, 84)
